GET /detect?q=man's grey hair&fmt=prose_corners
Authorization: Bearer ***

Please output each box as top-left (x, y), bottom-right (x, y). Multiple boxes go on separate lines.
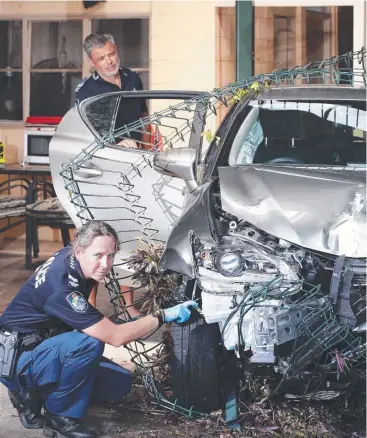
top-left (83, 33), bottom-right (116, 57)
top-left (71, 220), bottom-right (120, 254)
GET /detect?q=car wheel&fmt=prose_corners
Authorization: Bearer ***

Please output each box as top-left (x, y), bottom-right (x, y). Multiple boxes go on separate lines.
top-left (170, 317), bottom-right (221, 413)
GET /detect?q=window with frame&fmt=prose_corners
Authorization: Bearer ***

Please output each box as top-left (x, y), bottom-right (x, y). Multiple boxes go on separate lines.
top-left (30, 20), bottom-right (83, 117)
top-left (0, 20), bottom-right (23, 120)
top-left (274, 16), bottom-right (296, 70)
top-left (0, 18), bottom-right (149, 122)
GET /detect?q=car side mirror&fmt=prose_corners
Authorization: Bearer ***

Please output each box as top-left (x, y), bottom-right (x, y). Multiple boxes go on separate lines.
top-left (153, 147), bottom-right (198, 193)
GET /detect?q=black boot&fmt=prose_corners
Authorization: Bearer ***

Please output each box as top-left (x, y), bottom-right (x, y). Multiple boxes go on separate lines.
top-left (43, 412), bottom-right (98, 438)
top-left (8, 389), bottom-right (44, 429)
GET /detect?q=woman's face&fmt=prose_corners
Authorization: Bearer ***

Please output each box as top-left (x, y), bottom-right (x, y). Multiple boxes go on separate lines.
top-left (75, 235), bottom-right (116, 282)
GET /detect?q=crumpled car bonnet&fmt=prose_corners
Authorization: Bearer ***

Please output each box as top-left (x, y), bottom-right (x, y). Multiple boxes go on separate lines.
top-left (218, 165), bottom-right (366, 258)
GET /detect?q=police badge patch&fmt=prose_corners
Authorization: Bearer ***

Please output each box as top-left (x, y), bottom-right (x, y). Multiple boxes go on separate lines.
top-left (66, 292), bottom-right (88, 313)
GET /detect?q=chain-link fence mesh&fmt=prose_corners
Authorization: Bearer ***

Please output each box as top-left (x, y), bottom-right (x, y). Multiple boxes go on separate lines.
top-left (58, 49), bottom-right (366, 417)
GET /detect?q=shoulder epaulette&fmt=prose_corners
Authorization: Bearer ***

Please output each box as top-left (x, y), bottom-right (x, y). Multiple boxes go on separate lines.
top-left (75, 77), bottom-right (88, 93)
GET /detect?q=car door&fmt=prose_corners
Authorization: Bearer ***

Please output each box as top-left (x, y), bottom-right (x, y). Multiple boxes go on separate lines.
top-left (50, 91), bottom-right (205, 264)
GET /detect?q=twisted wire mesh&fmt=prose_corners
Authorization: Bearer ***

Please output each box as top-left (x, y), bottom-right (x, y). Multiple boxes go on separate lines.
top-left (58, 49), bottom-right (366, 416)
top-left (108, 48), bottom-right (366, 149)
top-left (274, 282), bottom-right (366, 396)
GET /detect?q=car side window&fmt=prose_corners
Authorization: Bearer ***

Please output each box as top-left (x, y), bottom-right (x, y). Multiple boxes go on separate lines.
top-left (199, 103), bottom-right (250, 180)
top-left (226, 100), bottom-right (366, 167)
top-left (78, 94), bottom-right (120, 141)
top-left (228, 106), bottom-right (263, 165)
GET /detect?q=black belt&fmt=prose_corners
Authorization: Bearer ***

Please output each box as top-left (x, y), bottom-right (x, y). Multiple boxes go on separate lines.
top-left (0, 327), bottom-right (65, 379)
top-left (1, 327), bottom-right (62, 351)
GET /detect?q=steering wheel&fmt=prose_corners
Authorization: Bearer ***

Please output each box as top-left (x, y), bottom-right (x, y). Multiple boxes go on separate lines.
top-left (265, 156), bottom-right (303, 164)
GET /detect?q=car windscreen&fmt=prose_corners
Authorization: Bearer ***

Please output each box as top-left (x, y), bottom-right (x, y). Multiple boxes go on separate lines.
top-left (228, 99), bottom-right (366, 167)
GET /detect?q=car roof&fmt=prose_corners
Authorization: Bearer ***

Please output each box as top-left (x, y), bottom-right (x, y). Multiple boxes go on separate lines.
top-left (255, 86), bottom-right (366, 101)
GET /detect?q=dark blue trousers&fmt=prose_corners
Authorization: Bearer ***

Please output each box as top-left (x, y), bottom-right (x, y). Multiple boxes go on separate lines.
top-left (0, 332), bottom-right (132, 419)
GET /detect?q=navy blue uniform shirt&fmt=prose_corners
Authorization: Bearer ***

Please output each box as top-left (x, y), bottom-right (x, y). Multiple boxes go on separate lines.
top-left (75, 67), bottom-right (147, 142)
top-left (0, 247), bottom-right (104, 334)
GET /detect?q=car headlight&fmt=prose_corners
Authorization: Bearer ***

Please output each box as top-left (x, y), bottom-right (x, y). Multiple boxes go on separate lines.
top-left (214, 250), bottom-right (244, 277)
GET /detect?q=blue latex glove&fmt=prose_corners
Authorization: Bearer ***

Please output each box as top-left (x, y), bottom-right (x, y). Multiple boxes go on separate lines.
top-left (164, 300), bottom-right (198, 324)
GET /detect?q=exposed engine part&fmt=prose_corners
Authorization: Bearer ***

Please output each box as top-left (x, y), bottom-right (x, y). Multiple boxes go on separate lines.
top-left (202, 292), bottom-right (306, 363)
top-left (197, 265), bottom-right (299, 295)
top-left (343, 260), bottom-right (367, 327)
top-left (327, 256), bottom-right (367, 329)
top-left (337, 269), bottom-right (356, 328)
top-left (194, 220), bottom-right (366, 394)
top-left (228, 220), bottom-right (237, 231)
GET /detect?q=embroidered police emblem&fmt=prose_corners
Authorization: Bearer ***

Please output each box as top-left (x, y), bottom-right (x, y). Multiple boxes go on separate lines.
top-left (66, 292), bottom-right (88, 313)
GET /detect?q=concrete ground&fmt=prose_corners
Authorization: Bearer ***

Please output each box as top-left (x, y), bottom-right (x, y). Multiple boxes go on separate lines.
top-left (0, 238), bottom-right (162, 438)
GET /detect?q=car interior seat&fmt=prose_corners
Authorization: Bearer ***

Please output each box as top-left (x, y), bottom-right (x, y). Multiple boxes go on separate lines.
top-left (252, 109), bottom-right (337, 164)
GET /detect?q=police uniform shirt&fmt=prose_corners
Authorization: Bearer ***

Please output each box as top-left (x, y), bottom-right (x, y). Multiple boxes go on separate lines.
top-left (0, 247), bottom-right (104, 334)
top-left (75, 67), bottom-right (147, 141)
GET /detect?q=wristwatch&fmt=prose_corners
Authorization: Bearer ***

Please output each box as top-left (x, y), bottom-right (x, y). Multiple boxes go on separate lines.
top-left (151, 309), bottom-right (165, 326)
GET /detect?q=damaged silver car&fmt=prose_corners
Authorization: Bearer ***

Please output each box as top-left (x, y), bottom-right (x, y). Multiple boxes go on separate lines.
top-left (50, 50), bottom-right (366, 414)
top-left (158, 85), bottom-right (366, 412)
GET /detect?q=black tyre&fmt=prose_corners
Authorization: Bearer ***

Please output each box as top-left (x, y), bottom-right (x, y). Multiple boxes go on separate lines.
top-left (170, 317), bottom-right (221, 413)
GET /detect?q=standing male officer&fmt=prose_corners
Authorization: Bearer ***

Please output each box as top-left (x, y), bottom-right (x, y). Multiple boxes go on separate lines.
top-left (76, 32), bottom-right (150, 318)
top-left (0, 220), bottom-right (197, 438)
top-left (75, 32), bottom-right (148, 147)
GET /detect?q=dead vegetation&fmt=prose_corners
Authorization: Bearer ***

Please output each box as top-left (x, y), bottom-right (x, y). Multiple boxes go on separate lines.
top-left (95, 381), bottom-right (365, 438)
top-left (101, 335), bottom-right (366, 438)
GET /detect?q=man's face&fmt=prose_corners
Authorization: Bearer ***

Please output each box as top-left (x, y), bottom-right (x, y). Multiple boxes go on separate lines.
top-left (75, 235), bottom-right (116, 282)
top-left (88, 41), bottom-right (120, 78)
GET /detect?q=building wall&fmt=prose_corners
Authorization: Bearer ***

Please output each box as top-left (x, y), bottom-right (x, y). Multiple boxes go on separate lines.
top-left (0, 0), bottom-right (218, 242)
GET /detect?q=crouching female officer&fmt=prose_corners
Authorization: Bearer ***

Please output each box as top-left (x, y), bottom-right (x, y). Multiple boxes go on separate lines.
top-left (0, 220), bottom-right (197, 438)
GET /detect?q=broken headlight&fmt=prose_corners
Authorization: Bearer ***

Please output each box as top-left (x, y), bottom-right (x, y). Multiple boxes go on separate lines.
top-left (190, 231), bottom-right (301, 295)
top-left (214, 250), bottom-right (244, 277)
